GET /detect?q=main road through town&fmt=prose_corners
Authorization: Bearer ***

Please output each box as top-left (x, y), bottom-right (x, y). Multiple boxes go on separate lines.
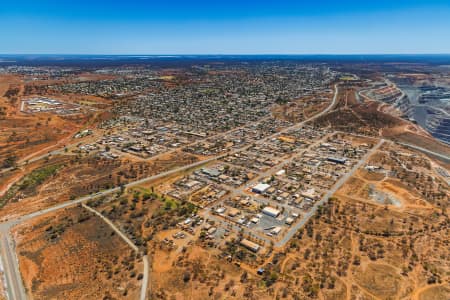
top-left (275, 138), bottom-right (384, 247)
top-left (0, 84), bottom-right (339, 300)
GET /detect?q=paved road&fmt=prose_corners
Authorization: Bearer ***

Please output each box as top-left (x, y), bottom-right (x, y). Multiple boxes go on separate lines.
top-left (398, 142), bottom-right (450, 163)
top-left (205, 131), bottom-right (334, 235)
top-left (0, 155), bottom-right (221, 300)
top-left (275, 139), bottom-right (385, 247)
top-left (0, 233), bottom-right (27, 300)
top-left (1, 134), bottom-right (73, 175)
top-left (0, 84), bottom-right (339, 299)
top-left (205, 138), bottom-right (385, 249)
top-left (201, 85), bottom-right (342, 246)
top-left (1, 154), bottom-right (225, 225)
top-left (274, 84), bottom-right (339, 135)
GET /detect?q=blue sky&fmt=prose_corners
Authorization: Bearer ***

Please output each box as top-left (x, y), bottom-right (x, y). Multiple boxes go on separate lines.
top-left (1, 0), bottom-right (450, 54)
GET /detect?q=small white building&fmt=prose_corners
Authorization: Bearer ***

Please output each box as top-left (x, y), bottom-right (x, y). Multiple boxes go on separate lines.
top-left (275, 169), bottom-right (286, 176)
top-left (285, 217), bottom-right (294, 225)
top-left (215, 207), bottom-right (226, 214)
top-left (262, 206), bottom-right (281, 218)
top-left (252, 183), bottom-right (271, 194)
top-left (271, 227), bottom-right (282, 235)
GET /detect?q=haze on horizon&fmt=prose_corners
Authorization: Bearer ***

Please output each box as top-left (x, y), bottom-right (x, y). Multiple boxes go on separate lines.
top-left (1, 0), bottom-right (450, 55)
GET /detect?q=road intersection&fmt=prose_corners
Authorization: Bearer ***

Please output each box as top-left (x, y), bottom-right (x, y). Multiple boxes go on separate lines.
top-left (0, 85), bottom-right (340, 300)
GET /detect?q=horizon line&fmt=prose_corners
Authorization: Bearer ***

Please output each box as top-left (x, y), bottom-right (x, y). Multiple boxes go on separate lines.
top-left (1, 53), bottom-right (450, 56)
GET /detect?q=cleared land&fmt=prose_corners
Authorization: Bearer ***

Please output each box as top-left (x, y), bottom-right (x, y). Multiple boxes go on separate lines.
top-left (13, 206), bottom-right (142, 299)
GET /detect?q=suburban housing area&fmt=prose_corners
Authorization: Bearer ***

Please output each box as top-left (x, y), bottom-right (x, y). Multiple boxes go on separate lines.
top-left (0, 57), bottom-right (449, 300)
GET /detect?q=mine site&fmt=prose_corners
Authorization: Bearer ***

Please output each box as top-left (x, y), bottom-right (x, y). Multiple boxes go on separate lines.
top-left (0, 55), bottom-right (448, 300)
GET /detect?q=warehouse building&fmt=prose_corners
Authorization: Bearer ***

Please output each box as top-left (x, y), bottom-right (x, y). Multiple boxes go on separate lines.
top-left (240, 239), bottom-right (260, 253)
top-left (327, 157), bottom-right (347, 164)
top-left (262, 206), bottom-right (281, 218)
top-left (201, 167), bottom-right (221, 177)
top-left (285, 217), bottom-right (294, 225)
top-left (252, 183), bottom-right (271, 194)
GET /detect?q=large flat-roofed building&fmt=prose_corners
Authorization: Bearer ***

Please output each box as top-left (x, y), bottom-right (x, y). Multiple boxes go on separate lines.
top-left (262, 206), bottom-right (281, 218)
top-left (183, 180), bottom-right (201, 189)
top-left (271, 226), bottom-right (282, 235)
top-left (201, 167), bottom-right (221, 177)
top-left (240, 239), bottom-right (260, 253)
top-left (327, 157), bottom-right (347, 164)
top-left (252, 183), bottom-right (271, 194)
top-left (285, 217), bottom-right (294, 225)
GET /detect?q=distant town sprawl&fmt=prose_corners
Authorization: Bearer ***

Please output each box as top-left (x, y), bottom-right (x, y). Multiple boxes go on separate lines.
top-left (0, 59), bottom-right (449, 300)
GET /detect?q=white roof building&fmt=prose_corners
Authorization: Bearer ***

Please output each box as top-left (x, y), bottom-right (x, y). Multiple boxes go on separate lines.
top-left (252, 183), bottom-right (271, 194)
top-left (275, 169), bottom-right (286, 176)
top-left (262, 206), bottom-right (281, 218)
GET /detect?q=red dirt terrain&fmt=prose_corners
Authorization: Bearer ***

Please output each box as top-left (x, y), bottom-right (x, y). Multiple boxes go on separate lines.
top-left (313, 86), bottom-right (450, 158)
top-left (13, 206), bottom-right (142, 299)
